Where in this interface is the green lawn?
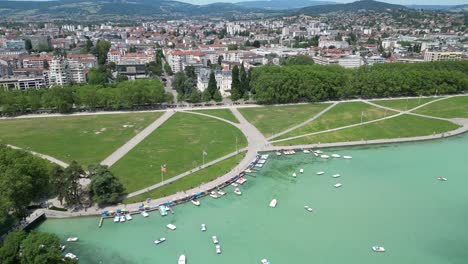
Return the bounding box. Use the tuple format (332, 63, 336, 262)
(277, 115, 459, 146)
(413, 96, 468, 118)
(238, 103, 331, 138)
(274, 102, 396, 140)
(0, 112, 162, 165)
(122, 152, 245, 204)
(111, 112, 247, 193)
(371, 97, 438, 111)
(189, 109, 239, 123)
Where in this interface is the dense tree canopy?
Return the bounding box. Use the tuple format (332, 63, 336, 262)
(251, 61, 468, 104)
(280, 55, 315, 66)
(88, 164, 124, 205)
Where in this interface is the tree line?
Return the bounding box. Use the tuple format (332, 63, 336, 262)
(250, 61, 468, 104)
(173, 66, 222, 103)
(0, 79, 173, 115)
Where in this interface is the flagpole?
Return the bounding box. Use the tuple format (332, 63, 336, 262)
(202, 151, 205, 166)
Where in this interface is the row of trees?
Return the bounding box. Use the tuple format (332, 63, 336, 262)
(173, 66, 222, 103)
(0, 231, 78, 264)
(230, 64, 251, 101)
(0, 79, 173, 115)
(250, 61, 468, 104)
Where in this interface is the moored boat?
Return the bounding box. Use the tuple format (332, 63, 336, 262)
(191, 199, 201, 206)
(320, 154, 330, 159)
(119, 215, 126, 222)
(236, 177, 247, 185)
(299, 168, 304, 173)
(343, 155, 352, 159)
(216, 244, 221, 254)
(212, 235, 219, 244)
(66, 237, 78, 242)
(167, 224, 177, 230)
(437, 177, 447, 181)
(372, 246, 385, 252)
(159, 205, 168, 216)
(303, 149, 310, 154)
(64, 253, 78, 260)
(125, 213, 132, 221)
(217, 190, 226, 196)
(178, 254, 186, 264)
(331, 154, 341, 158)
(113, 216, 119, 223)
(201, 224, 206, 231)
(210, 191, 219, 199)
(292, 173, 297, 177)
(261, 258, 270, 264)
(141, 211, 149, 217)
(332, 174, 341, 178)
(234, 188, 242, 195)
(316, 171, 325, 175)
(269, 199, 277, 208)
(154, 237, 166, 245)
(304, 205, 313, 212)
(334, 183, 343, 188)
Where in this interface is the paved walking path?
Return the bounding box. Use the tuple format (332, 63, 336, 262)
(101, 111, 175, 167)
(267, 102, 338, 140)
(6, 144, 69, 168)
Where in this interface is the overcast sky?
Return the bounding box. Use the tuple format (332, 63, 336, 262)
(179, 0, 468, 5)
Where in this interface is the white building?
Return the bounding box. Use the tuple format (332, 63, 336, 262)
(48, 58, 69, 87)
(424, 51, 463, 62)
(197, 67, 232, 97)
(68, 59, 86, 84)
(338, 56, 363, 68)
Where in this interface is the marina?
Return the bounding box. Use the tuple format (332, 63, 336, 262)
(36, 134, 468, 264)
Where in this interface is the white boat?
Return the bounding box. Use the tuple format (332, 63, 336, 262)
(236, 177, 247, 185)
(275, 151, 282, 156)
(210, 191, 219, 199)
(234, 188, 242, 195)
(334, 183, 343, 188)
(299, 168, 304, 173)
(269, 199, 277, 208)
(372, 246, 385, 252)
(314, 150, 323, 154)
(159, 205, 168, 216)
(167, 224, 177, 230)
(178, 254, 186, 264)
(437, 177, 448, 181)
(217, 190, 226, 196)
(64, 253, 78, 260)
(113, 216, 119, 223)
(154, 237, 166, 245)
(66, 237, 78, 242)
(231, 183, 239, 187)
(331, 154, 341, 158)
(313, 152, 319, 157)
(320, 155, 330, 159)
(216, 244, 221, 254)
(119, 215, 126, 222)
(212, 235, 219, 244)
(201, 224, 207, 232)
(316, 171, 325, 175)
(141, 211, 149, 217)
(292, 173, 297, 177)
(125, 213, 132, 221)
(343, 155, 352, 159)
(332, 174, 341, 178)
(60, 245, 66, 251)
(303, 149, 310, 153)
(261, 258, 270, 264)
(304, 206, 313, 212)
(191, 199, 201, 206)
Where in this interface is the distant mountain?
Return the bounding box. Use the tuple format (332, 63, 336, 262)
(298, 0, 407, 15)
(406, 5, 457, 10)
(447, 4, 468, 12)
(235, 0, 336, 10)
(0, 0, 269, 20)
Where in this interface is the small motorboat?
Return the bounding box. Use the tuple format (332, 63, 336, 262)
(437, 177, 447, 181)
(303, 149, 310, 154)
(331, 154, 341, 158)
(154, 237, 166, 245)
(201, 224, 207, 232)
(261, 258, 270, 264)
(320, 154, 330, 159)
(216, 244, 221, 254)
(334, 183, 343, 188)
(313, 152, 319, 157)
(217, 190, 226, 196)
(316, 171, 325, 175)
(231, 182, 239, 187)
(343, 155, 352, 159)
(178, 254, 186, 264)
(269, 199, 277, 208)
(304, 206, 313, 212)
(113, 216, 119, 223)
(332, 174, 341, 178)
(141, 211, 149, 217)
(66, 237, 78, 242)
(292, 173, 297, 177)
(64, 253, 78, 260)
(159, 205, 168, 216)
(125, 213, 132, 221)
(166, 224, 177, 230)
(210, 191, 219, 199)
(315, 150, 323, 154)
(236, 177, 247, 185)
(60, 245, 66, 251)
(372, 246, 385, 252)
(299, 168, 304, 173)
(234, 188, 242, 195)
(275, 151, 282, 156)
(191, 199, 201, 206)
(119, 215, 126, 222)
(212, 235, 219, 244)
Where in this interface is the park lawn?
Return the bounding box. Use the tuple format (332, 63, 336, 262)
(276, 114, 459, 146)
(371, 97, 438, 111)
(238, 103, 331, 138)
(190, 109, 239, 123)
(111, 112, 247, 193)
(414, 96, 468, 118)
(274, 102, 396, 140)
(122, 152, 245, 203)
(0, 112, 162, 165)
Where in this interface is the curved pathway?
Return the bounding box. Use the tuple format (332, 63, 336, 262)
(6, 144, 69, 168)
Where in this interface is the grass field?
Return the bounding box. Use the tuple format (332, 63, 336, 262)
(414, 96, 468, 118)
(274, 102, 396, 140)
(277, 115, 460, 146)
(372, 97, 438, 111)
(111, 112, 247, 193)
(189, 109, 239, 123)
(238, 103, 331, 138)
(0, 113, 162, 165)
(123, 152, 245, 203)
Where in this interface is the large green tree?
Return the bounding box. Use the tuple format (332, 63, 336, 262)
(0, 231, 26, 264)
(230, 65, 241, 101)
(207, 71, 218, 99)
(88, 164, 124, 205)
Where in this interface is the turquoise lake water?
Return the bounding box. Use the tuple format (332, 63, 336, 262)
(37, 134, 468, 264)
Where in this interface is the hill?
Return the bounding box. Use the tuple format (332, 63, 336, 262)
(236, 0, 336, 10)
(447, 4, 468, 12)
(298, 0, 407, 15)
